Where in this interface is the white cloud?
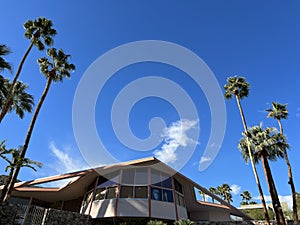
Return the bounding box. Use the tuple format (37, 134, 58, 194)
(230, 184, 241, 195)
(154, 119, 198, 164)
(49, 142, 88, 174)
(253, 195, 293, 210)
(200, 156, 211, 164)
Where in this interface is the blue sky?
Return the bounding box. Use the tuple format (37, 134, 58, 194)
(1, 1, 300, 208)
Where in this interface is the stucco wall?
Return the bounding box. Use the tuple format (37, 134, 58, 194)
(90, 199, 116, 218)
(117, 199, 148, 217)
(151, 200, 176, 220)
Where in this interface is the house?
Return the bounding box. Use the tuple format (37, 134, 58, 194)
(4, 157, 252, 224)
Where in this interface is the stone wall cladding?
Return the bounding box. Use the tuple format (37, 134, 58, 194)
(39, 208, 91, 225)
(0, 202, 18, 225)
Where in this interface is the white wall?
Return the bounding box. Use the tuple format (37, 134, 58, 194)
(151, 201, 176, 220)
(117, 199, 148, 217)
(177, 205, 188, 219)
(89, 199, 116, 218)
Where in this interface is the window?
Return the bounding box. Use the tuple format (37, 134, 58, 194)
(122, 169, 135, 185)
(163, 189, 174, 202)
(175, 193, 185, 207)
(151, 187, 162, 201)
(120, 186, 148, 198)
(94, 188, 106, 200)
(174, 178, 183, 194)
(106, 187, 117, 199)
(135, 186, 148, 198)
(120, 186, 133, 198)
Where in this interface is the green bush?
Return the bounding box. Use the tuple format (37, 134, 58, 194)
(174, 219, 195, 225)
(147, 220, 167, 225)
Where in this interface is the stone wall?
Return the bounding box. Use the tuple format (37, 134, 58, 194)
(0, 202, 91, 225)
(0, 202, 22, 225)
(42, 208, 91, 225)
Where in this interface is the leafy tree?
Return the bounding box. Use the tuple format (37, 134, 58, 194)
(239, 125, 287, 225)
(266, 102, 298, 224)
(0, 17, 56, 123)
(240, 190, 253, 205)
(4, 48, 75, 202)
(242, 208, 275, 220)
(224, 76, 270, 224)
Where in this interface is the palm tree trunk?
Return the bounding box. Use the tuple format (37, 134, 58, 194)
(278, 120, 298, 224)
(3, 78, 53, 202)
(235, 95, 271, 224)
(261, 153, 286, 225)
(0, 41, 34, 123)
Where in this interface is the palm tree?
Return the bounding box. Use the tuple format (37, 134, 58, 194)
(239, 125, 287, 225)
(0, 140, 42, 201)
(240, 190, 252, 205)
(198, 190, 206, 202)
(0, 44, 12, 73)
(4, 48, 75, 202)
(266, 102, 298, 224)
(217, 184, 233, 203)
(0, 17, 56, 122)
(224, 76, 270, 224)
(174, 219, 195, 225)
(209, 187, 218, 203)
(0, 79, 34, 120)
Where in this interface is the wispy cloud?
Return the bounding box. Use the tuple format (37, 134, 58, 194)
(230, 184, 241, 195)
(254, 195, 292, 209)
(49, 141, 88, 174)
(154, 119, 198, 164)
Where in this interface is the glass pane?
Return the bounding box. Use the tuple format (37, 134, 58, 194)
(94, 188, 106, 200)
(151, 169, 161, 187)
(135, 186, 148, 198)
(122, 169, 135, 185)
(135, 167, 148, 185)
(161, 177, 172, 189)
(151, 187, 162, 201)
(120, 186, 134, 198)
(106, 187, 117, 199)
(162, 189, 174, 202)
(174, 179, 183, 194)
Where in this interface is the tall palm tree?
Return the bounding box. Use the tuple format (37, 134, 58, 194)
(217, 184, 233, 203)
(0, 140, 42, 201)
(0, 18, 56, 122)
(0, 44, 12, 73)
(198, 190, 206, 202)
(0, 79, 34, 119)
(209, 187, 218, 203)
(240, 190, 252, 205)
(266, 102, 298, 224)
(224, 76, 270, 224)
(239, 125, 287, 225)
(4, 48, 75, 202)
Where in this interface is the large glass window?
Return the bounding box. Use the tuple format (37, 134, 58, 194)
(120, 186, 134, 198)
(120, 186, 148, 199)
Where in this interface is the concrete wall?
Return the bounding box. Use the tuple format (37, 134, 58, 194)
(177, 205, 188, 219)
(151, 200, 176, 220)
(90, 199, 116, 218)
(117, 199, 148, 217)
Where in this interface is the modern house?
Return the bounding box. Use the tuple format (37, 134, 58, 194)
(4, 157, 252, 224)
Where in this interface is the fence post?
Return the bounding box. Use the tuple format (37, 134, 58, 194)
(21, 197, 32, 225)
(41, 208, 49, 225)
